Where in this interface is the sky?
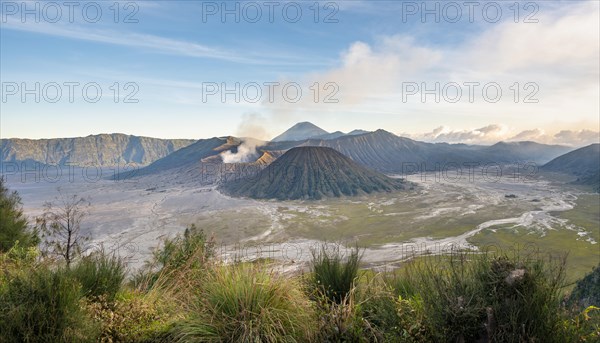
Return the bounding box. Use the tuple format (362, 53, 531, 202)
(1, 0, 599, 146)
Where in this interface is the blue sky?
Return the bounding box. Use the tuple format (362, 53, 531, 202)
(1, 0, 599, 146)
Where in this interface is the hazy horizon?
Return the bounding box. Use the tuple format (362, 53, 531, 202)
(1, 121, 598, 149)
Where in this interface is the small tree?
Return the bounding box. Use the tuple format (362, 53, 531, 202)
(37, 189, 91, 267)
(0, 177, 38, 252)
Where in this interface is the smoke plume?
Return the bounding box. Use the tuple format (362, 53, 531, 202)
(220, 113, 269, 163)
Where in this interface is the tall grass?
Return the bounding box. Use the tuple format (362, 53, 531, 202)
(0, 266, 98, 343)
(132, 225, 214, 291)
(314, 286, 377, 342)
(173, 263, 315, 342)
(2, 229, 597, 342)
(70, 250, 126, 302)
(384, 252, 570, 343)
(358, 277, 404, 341)
(84, 288, 178, 343)
(478, 255, 566, 342)
(310, 244, 362, 304)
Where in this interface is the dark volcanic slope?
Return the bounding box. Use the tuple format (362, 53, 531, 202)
(542, 143, 600, 190)
(130, 137, 232, 177)
(220, 146, 407, 200)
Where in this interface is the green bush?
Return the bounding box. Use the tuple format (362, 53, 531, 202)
(394, 294, 433, 342)
(314, 287, 375, 342)
(353, 273, 432, 342)
(477, 255, 566, 342)
(174, 263, 315, 342)
(70, 251, 126, 302)
(360, 289, 399, 335)
(133, 225, 214, 290)
(569, 264, 600, 309)
(561, 305, 600, 342)
(0, 177, 39, 252)
(351, 280, 432, 343)
(310, 244, 362, 304)
(386, 253, 570, 343)
(0, 265, 97, 343)
(85, 289, 176, 343)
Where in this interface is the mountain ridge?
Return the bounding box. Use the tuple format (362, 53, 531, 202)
(119, 127, 574, 180)
(1, 134, 196, 167)
(270, 122, 373, 142)
(2, 124, 576, 178)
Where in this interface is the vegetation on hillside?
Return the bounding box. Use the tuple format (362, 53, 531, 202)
(2, 232, 599, 342)
(0, 183, 598, 342)
(569, 264, 600, 309)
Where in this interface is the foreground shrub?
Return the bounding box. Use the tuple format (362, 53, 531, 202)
(314, 287, 375, 342)
(85, 289, 177, 343)
(360, 286, 399, 338)
(0, 177, 39, 252)
(478, 255, 566, 342)
(390, 253, 570, 343)
(133, 225, 214, 290)
(394, 294, 433, 342)
(174, 263, 315, 343)
(569, 264, 600, 309)
(561, 305, 600, 342)
(0, 242, 40, 279)
(0, 265, 97, 343)
(356, 276, 432, 342)
(71, 251, 126, 302)
(311, 244, 362, 304)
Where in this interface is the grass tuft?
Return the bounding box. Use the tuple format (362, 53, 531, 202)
(174, 263, 315, 343)
(0, 265, 98, 343)
(310, 244, 363, 304)
(70, 250, 126, 302)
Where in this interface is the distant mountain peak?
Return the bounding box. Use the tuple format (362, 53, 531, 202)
(271, 122, 329, 142)
(348, 129, 370, 136)
(293, 121, 322, 129)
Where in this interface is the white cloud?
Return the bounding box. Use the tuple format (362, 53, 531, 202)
(262, 1, 599, 146)
(1, 17, 318, 66)
(506, 128, 599, 147)
(508, 129, 546, 142)
(408, 125, 599, 147)
(409, 124, 508, 144)
(463, 2, 599, 76)
(552, 130, 600, 147)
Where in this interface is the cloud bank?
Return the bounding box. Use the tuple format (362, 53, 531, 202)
(407, 125, 599, 147)
(261, 1, 599, 146)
